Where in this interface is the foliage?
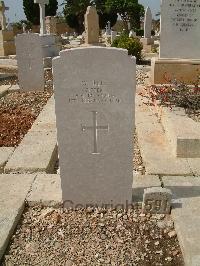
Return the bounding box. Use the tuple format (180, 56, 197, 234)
(95, 0, 117, 29)
(63, 0, 117, 33)
(12, 22, 23, 30)
(111, 33, 143, 61)
(150, 78, 200, 120)
(63, 0, 90, 33)
(105, 0, 144, 32)
(23, 0, 58, 25)
(12, 20, 33, 30)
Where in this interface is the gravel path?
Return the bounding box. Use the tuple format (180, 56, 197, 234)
(2, 206, 184, 266)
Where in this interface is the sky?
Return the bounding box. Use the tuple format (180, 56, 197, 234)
(6, 0, 161, 23)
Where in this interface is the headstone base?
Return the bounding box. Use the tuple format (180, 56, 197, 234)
(0, 30, 16, 56)
(151, 58, 200, 85)
(142, 44, 153, 53)
(141, 37, 154, 45)
(81, 43, 106, 47)
(40, 34, 60, 57)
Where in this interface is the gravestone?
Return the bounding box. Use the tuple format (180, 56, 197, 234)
(111, 30, 117, 43)
(129, 30, 136, 38)
(142, 187, 172, 214)
(15, 33, 44, 91)
(34, 0, 60, 59)
(84, 6, 99, 45)
(160, 0, 200, 59)
(107, 21, 111, 35)
(53, 47, 135, 207)
(141, 7, 153, 45)
(144, 7, 152, 39)
(151, 0, 200, 84)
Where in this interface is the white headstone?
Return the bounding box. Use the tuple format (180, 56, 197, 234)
(15, 33, 44, 91)
(6, 23, 13, 31)
(22, 23, 26, 33)
(53, 47, 135, 208)
(107, 21, 111, 35)
(160, 0, 200, 59)
(34, 0, 49, 35)
(144, 7, 152, 38)
(111, 30, 117, 43)
(129, 30, 136, 38)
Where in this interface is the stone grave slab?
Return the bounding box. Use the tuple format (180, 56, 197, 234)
(15, 33, 44, 91)
(53, 47, 135, 207)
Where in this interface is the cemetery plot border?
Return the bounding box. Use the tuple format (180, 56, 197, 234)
(3, 96, 58, 174)
(148, 85, 200, 158)
(0, 69, 53, 147)
(0, 89, 52, 147)
(1, 202, 184, 266)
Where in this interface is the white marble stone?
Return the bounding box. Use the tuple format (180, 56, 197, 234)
(53, 47, 135, 207)
(34, 0, 49, 35)
(15, 33, 44, 91)
(160, 0, 200, 59)
(129, 30, 136, 38)
(144, 6, 152, 38)
(111, 31, 117, 43)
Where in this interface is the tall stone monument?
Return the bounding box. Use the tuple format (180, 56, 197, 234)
(0, 1, 15, 56)
(53, 47, 135, 207)
(84, 6, 99, 45)
(140, 7, 154, 53)
(141, 7, 153, 45)
(34, 0, 49, 35)
(34, 0, 59, 59)
(151, 0, 200, 84)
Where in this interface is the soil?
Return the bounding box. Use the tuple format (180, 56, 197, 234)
(2, 206, 184, 266)
(0, 69, 53, 147)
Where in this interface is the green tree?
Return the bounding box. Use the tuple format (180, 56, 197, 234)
(63, 0, 91, 33)
(23, 0, 58, 25)
(63, 0, 117, 33)
(105, 0, 144, 31)
(95, 0, 117, 29)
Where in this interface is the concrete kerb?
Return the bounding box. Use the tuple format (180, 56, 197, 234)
(135, 95, 193, 176)
(0, 147, 15, 173)
(4, 96, 58, 174)
(0, 174, 37, 262)
(162, 176, 200, 266)
(0, 84, 11, 98)
(161, 107, 200, 158)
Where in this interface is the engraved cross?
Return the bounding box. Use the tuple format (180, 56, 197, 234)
(82, 111, 109, 154)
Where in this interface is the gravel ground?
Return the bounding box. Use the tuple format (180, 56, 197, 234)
(2, 206, 184, 266)
(0, 68, 18, 86)
(0, 69, 53, 147)
(133, 133, 145, 175)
